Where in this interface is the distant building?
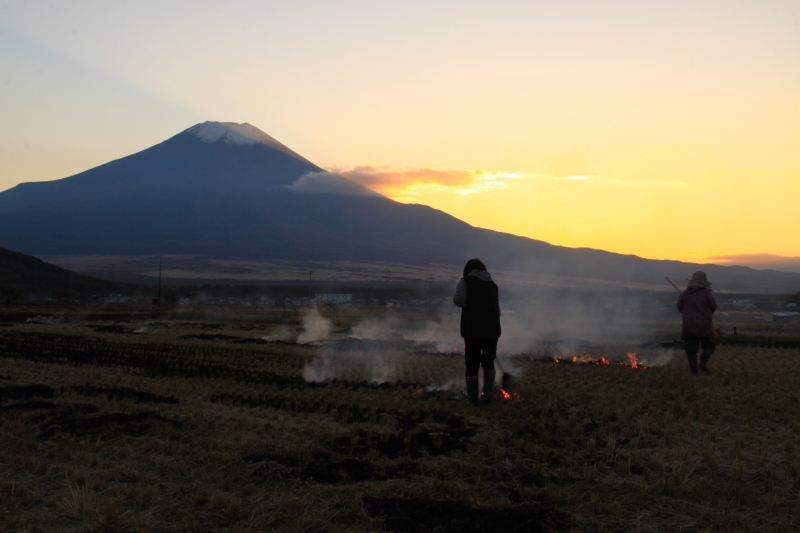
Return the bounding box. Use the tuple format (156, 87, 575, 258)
(763, 312, 795, 323)
(316, 294, 352, 304)
(729, 299, 755, 309)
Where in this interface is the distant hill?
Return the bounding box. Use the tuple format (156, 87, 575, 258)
(0, 247, 135, 301)
(1, 120, 798, 294)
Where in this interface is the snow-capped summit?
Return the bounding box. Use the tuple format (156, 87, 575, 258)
(184, 121, 312, 163)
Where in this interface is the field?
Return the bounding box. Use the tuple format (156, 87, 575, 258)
(41, 254, 671, 291)
(1, 306, 799, 532)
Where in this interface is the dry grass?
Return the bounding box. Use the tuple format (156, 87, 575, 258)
(1, 317, 799, 532)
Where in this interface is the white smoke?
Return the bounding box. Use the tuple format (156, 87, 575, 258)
(302, 348, 397, 384)
(297, 306, 332, 344)
(302, 350, 336, 382)
(635, 348, 676, 367)
(350, 317, 403, 340)
(262, 326, 291, 342)
(401, 319, 463, 353)
(297, 284, 681, 386)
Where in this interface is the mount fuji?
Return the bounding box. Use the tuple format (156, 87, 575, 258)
(1, 121, 798, 293)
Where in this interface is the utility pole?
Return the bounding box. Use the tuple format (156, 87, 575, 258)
(157, 262, 162, 306)
(429, 275, 433, 314)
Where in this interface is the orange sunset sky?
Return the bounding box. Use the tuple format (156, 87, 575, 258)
(1, 1, 798, 271)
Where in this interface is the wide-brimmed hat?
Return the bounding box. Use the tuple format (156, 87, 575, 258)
(687, 271, 712, 290)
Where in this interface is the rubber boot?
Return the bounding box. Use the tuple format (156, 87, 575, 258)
(481, 369, 496, 404)
(699, 351, 712, 374)
(465, 376, 479, 406)
(686, 352, 698, 375)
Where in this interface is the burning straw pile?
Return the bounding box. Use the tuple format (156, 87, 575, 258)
(552, 351, 648, 369)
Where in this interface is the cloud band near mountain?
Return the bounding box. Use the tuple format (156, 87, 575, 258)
(328, 166, 523, 196)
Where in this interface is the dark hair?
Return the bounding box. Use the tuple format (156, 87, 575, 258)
(463, 258, 487, 278)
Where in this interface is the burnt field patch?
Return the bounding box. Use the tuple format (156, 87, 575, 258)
(0, 384, 54, 402)
(2, 322, 800, 532)
(0, 329, 311, 383)
(66, 385, 179, 404)
(244, 450, 419, 484)
(363, 497, 566, 533)
(37, 411, 183, 440)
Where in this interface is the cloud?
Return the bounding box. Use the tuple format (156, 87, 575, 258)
(329, 166, 523, 196)
(285, 172, 380, 196)
(557, 175, 591, 180)
(704, 253, 800, 274)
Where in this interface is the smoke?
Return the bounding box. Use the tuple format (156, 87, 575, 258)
(635, 348, 676, 367)
(350, 315, 463, 353)
(25, 313, 87, 324)
(302, 347, 398, 384)
(302, 350, 336, 382)
(297, 306, 332, 344)
(297, 278, 683, 386)
(300, 310, 456, 385)
(26, 315, 63, 324)
(262, 326, 291, 342)
(401, 318, 463, 353)
(350, 317, 403, 340)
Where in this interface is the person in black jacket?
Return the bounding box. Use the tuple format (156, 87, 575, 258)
(677, 271, 717, 374)
(453, 258, 501, 405)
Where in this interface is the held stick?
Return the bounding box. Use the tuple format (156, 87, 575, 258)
(665, 276, 682, 294)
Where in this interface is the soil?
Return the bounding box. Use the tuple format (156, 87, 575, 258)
(0, 384, 54, 402)
(67, 385, 179, 404)
(180, 333, 241, 340)
(244, 452, 420, 484)
(363, 497, 565, 533)
(37, 411, 182, 440)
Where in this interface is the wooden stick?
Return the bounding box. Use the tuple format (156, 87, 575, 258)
(665, 276, 682, 294)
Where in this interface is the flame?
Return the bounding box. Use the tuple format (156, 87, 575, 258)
(626, 352, 646, 369)
(414, 389, 424, 394)
(552, 352, 648, 369)
(498, 388, 524, 401)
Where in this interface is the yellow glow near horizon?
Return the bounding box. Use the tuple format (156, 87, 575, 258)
(1, 1, 798, 267)
(375, 161, 800, 263)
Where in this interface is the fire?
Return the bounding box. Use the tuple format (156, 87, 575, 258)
(414, 389, 424, 394)
(552, 352, 647, 369)
(626, 352, 646, 369)
(498, 388, 523, 401)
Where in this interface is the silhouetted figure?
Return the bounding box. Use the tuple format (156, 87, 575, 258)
(677, 271, 717, 375)
(453, 259, 501, 404)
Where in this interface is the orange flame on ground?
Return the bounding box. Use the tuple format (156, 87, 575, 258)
(498, 388, 524, 401)
(552, 352, 648, 369)
(626, 352, 646, 369)
(414, 389, 424, 394)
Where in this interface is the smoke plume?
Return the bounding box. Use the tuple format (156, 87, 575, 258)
(297, 306, 332, 344)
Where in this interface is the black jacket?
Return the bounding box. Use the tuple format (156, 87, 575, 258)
(453, 270, 501, 339)
(677, 286, 717, 338)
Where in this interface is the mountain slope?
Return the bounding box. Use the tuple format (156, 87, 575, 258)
(0, 247, 133, 298)
(1, 121, 798, 293)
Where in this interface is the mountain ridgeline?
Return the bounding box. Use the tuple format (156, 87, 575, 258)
(0, 121, 798, 293)
(0, 247, 133, 300)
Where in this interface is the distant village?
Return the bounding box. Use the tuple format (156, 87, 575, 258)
(81, 289, 800, 324)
